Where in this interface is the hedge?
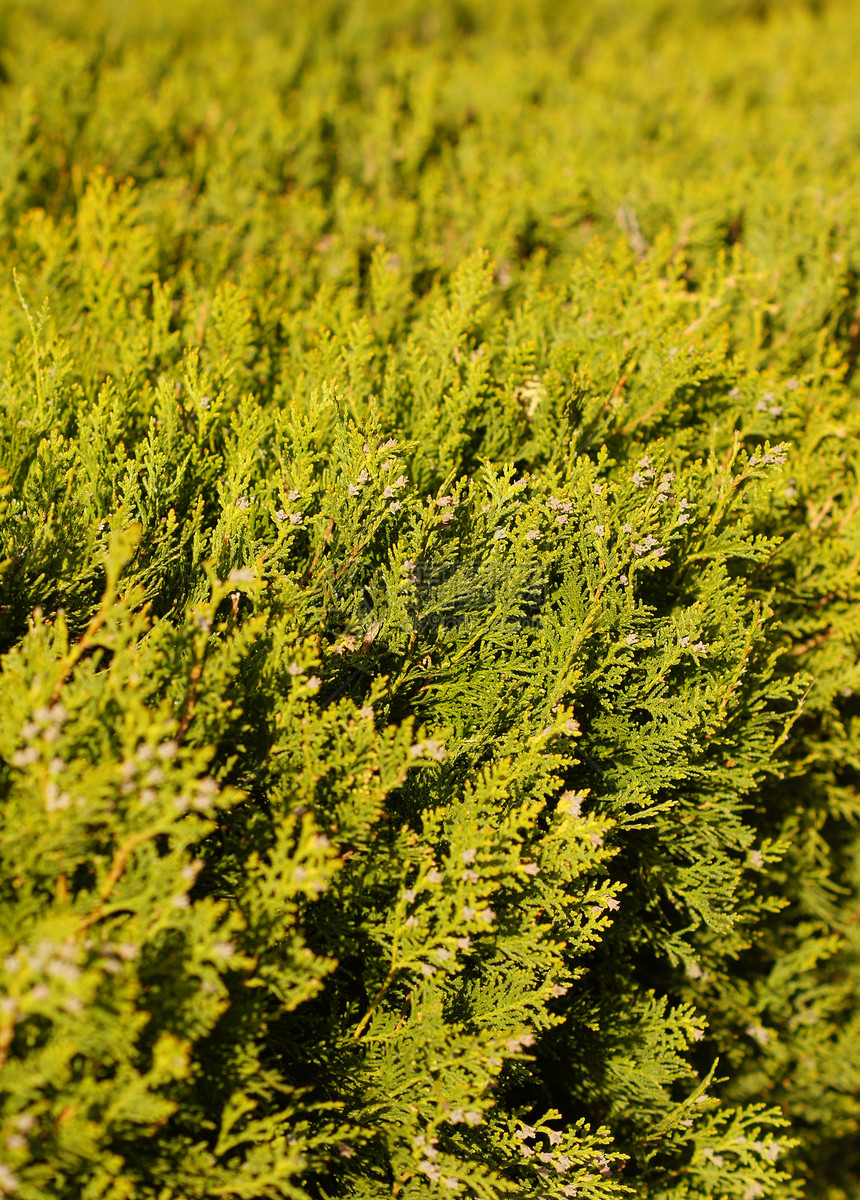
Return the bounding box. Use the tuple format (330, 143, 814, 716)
(1, 2, 859, 1198)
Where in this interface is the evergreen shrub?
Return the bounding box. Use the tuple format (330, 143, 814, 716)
(1, 1, 859, 1198)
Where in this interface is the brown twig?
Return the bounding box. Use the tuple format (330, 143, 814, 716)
(99, 832, 152, 903)
(177, 661, 203, 738)
(610, 373, 627, 401)
(50, 606, 108, 703)
(0, 1023, 13, 1076)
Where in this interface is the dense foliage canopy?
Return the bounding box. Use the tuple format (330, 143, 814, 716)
(1, 2, 859, 1198)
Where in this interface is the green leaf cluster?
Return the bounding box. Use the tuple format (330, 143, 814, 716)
(1, 2, 859, 1198)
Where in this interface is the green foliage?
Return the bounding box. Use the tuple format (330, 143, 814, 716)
(1, 1, 859, 1198)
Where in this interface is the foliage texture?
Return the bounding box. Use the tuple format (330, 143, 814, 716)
(1, 1, 859, 1198)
